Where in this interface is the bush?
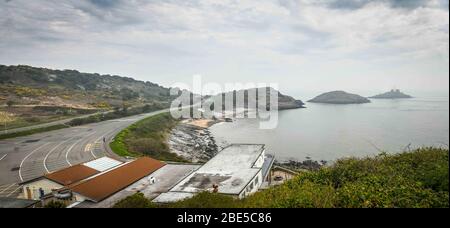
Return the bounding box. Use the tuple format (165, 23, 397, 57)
(114, 193, 157, 208)
(25, 117, 41, 123)
(6, 100, 15, 107)
(110, 112, 186, 162)
(44, 201, 66, 208)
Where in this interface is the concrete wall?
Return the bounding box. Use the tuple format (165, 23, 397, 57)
(252, 150, 265, 169)
(237, 150, 268, 199)
(73, 193, 88, 202)
(239, 170, 263, 199)
(21, 179, 63, 200)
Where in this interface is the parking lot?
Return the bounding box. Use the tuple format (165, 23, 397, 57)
(0, 183, 21, 198)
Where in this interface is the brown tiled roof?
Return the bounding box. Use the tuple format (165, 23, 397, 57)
(45, 165, 100, 186)
(70, 157, 165, 202)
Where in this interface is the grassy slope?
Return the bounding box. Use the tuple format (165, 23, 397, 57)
(0, 124, 69, 140)
(0, 106, 96, 130)
(114, 148, 449, 208)
(110, 112, 187, 162)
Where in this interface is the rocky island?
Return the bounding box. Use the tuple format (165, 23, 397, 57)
(308, 91, 371, 104)
(207, 87, 306, 111)
(370, 89, 413, 99)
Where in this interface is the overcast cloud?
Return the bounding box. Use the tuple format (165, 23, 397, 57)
(0, 0, 448, 97)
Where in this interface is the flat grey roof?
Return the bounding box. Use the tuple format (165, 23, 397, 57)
(0, 198, 38, 208)
(170, 144, 265, 195)
(153, 192, 195, 204)
(262, 154, 275, 180)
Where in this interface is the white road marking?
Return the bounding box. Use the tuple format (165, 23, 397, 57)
(6, 186, 21, 197)
(90, 144, 98, 159)
(0, 183, 16, 194)
(84, 144, 92, 152)
(19, 142, 51, 182)
(0, 154, 7, 161)
(0, 184, 9, 189)
(90, 130, 114, 159)
(66, 132, 96, 166)
(43, 137, 78, 173)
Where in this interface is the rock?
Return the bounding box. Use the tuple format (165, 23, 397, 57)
(275, 159, 328, 171)
(308, 91, 370, 104)
(168, 123, 219, 163)
(275, 159, 325, 171)
(370, 89, 413, 99)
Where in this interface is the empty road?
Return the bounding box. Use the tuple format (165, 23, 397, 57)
(0, 109, 169, 197)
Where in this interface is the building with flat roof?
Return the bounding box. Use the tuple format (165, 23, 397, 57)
(154, 144, 275, 203)
(20, 156, 166, 208)
(68, 157, 165, 203)
(21, 157, 123, 200)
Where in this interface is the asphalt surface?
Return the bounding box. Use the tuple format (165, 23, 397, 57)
(0, 109, 169, 197)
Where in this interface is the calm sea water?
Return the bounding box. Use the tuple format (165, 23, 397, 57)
(210, 95, 449, 162)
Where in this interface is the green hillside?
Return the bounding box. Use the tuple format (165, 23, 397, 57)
(0, 65, 174, 109)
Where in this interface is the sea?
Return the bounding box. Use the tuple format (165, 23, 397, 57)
(210, 93, 449, 162)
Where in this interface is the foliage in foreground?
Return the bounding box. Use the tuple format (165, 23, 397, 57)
(114, 148, 449, 208)
(110, 112, 186, 162)
(44, 201, 67, 209)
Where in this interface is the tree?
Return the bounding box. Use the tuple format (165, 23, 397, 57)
(6, 100, 15, 108)
(44, 201, 66, 208)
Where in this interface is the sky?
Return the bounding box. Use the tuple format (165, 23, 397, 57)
(0, 0, 449, 98)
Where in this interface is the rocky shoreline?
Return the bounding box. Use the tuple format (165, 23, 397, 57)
(274, 159, 328, 172)
(168, 120, 221, 163)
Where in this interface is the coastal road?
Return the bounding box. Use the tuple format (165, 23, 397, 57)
(0, 103, 159, 136)
(0, 109, 170, 196)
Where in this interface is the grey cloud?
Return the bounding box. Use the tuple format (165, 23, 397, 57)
(88, 0, 121, 8)
(322, 0, 449, 10)
(69, 0, 143, 26)
(0, 0, 448, 94)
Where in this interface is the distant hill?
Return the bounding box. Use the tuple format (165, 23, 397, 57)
(309, 91, 370, 104)
(370, 90, 413, 99)
(0, 65, 174, 109)
(0, 65, 305, 112)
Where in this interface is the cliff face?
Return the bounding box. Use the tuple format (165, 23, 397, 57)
(370, 90, 413, 99)
(308, 91, 370, 104)
(277, 89, 306, 110)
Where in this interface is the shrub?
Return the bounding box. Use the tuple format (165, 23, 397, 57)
(44, 201, 66, 208)
(110, 112, 186, 162)
(114, 193, 157, 208)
